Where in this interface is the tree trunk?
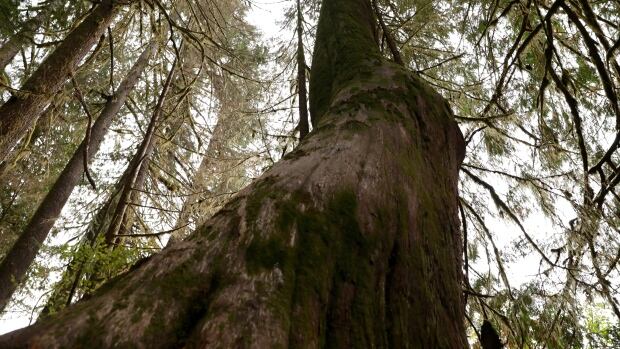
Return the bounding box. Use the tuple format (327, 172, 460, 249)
(0, 0, 467, 347)
(71, 60, 178, 297)
(170, 72, 249, 242)
(169, 119, 225, 242)
(55, 60, 178, 303)
(103, 57, 177, 245)
(0, 0, 127, 164)
(0, 41, 155, 312)
(40, 138, 154, 317)
(296, 0, 309, 139)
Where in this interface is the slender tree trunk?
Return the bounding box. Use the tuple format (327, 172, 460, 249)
(0, 42, 155, 312)
(296, 0, 309, 139)
(103, 58, 177, 245)
(0, 0, 128, 164)
(64, 61, 177, 299)
(170, 72, 245, 242)
(371, 0, 403, 65)
(170, 124, 222, 240)
(0, 11, 45, 72)
(40, 134, 155, 317)
(0, 0, 467, 347)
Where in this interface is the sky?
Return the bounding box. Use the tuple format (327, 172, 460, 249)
(246, 0, 288, 37)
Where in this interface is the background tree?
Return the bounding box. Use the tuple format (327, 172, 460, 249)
(0, 0, 266, 321)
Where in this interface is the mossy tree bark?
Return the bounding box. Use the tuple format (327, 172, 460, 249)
(0, 0, 467, 347)
(0, 0, 129, 164)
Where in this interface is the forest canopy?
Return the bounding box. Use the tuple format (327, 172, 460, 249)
(0, 0, 618, 347)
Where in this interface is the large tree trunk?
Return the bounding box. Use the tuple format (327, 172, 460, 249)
(0, 0, 467, 347)
(0, 42, 155, 312)
(0, 0, 127, 163)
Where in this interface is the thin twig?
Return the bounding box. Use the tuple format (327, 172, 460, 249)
(71, 76, 97, 190)
(107, 26, 114, 90)
(114, 223, 191, 238)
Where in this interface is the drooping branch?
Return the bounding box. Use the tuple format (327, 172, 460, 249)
(70, 76, 98, 190)
(537, 13, 592, 204)
(463, 168, 557, 267)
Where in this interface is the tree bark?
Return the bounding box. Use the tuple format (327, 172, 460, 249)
(0, 0, 127, 164)
(296, 0, 309, 139)
(0, 41, 155, 312)
(0, 0, 467, 347)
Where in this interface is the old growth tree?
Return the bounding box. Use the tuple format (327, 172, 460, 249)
(0, 0, 468, 346)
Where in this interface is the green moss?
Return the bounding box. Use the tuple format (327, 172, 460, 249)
(246, 189, 379, 348)
(130, 307, 142, 323)
(74, 311, 107, 348)
(140, 256, 227, 348)
(173, 268, 225, 347)
(309, 0, 382, 122)
(245, 176, 278, 230)
(340, 119, 370, 132)
(89, 266, 131, 298)
(240, 184, 380, 344)
(243, 181, 297, 274)
(245, 234, 292, 273)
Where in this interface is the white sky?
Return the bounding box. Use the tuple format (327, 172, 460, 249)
(246, 0, 288, 37)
